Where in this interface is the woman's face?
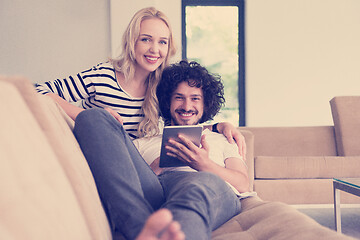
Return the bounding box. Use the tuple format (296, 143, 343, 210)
(134, 18, 170, 75)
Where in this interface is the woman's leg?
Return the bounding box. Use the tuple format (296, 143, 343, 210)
(73, 108, 164, 239)
(159, 171, 241, 240)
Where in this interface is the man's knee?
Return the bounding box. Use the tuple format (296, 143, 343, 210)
(74, 108, 123, 138)
(75, 108, 119, 129)
(76, 108, 108, 123)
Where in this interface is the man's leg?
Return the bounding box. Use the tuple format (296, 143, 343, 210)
(159, 171, 241, 240)
(73, 108, 164, 239)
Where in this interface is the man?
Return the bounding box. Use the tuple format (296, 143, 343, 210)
(73, 60, 250, 240)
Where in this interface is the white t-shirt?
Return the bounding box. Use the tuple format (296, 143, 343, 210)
(133, 129, 242, 167)
(133, 129, 247, 195)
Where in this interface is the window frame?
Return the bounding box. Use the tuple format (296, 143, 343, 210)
(181, 0, 246, 126)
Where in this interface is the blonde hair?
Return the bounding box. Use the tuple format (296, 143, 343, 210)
(111, 7, 176, 137)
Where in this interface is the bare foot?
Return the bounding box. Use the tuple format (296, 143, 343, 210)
(136, 209, 185, 240)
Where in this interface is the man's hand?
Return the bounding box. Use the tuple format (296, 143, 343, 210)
(104, 107, 123, 124)
(166, 134, 212, 171)
(149, 157, 163, 175)
(216, 122, 246, 159)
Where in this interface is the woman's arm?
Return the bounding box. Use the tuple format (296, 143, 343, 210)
(48, 93, 123, 124)
(204, 122, 247, 159)
(36, 64, 123, 123)
(46, 93, 84, 120)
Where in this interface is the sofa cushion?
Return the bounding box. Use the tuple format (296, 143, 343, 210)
(243, 126, 337, 156)
(255, 156, 360, 179)
(0, 81, 92, 239)
(212, 196, 354, 239)
(254, 179, 360, 204)
(0, 76, 111, 239)
(330, 96, 360, 156)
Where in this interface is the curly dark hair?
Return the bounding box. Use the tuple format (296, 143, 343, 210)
(156, 60, 225, 125)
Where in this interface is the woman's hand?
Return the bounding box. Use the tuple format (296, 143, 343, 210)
(216, 122, 246, 159)
(104, 107, 123, 124)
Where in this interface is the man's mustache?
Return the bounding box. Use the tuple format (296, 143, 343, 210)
(175, 109, 198, 115)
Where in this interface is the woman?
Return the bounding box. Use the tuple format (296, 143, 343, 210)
(36, 7, 175, 139)
(35, 7, 246, 156)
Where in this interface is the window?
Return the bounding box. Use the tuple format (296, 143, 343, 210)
(182, 0, 245, 126)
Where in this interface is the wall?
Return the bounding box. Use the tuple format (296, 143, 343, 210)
(246, 0, 360, 126)
(110, 0, 181, 61)
(0, 0, 110, 83)
(111, 0, 360, 127)
(1, 0, 359, 127)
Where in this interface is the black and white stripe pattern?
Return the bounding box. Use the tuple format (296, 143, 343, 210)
(35, 62, 144, 139)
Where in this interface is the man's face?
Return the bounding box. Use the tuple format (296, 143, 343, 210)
(170, 81, 204, 126)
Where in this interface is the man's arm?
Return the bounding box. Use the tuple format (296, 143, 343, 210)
(222, 157, 250, 193)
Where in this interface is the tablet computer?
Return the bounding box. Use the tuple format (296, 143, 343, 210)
(159, 125, 203, 167)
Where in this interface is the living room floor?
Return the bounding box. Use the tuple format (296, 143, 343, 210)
(293, 204, 360, 239)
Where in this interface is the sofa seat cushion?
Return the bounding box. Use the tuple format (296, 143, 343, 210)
(254, 179, 360, 204)
(255, 156, 360, 179)
(212, 197, 354, 239)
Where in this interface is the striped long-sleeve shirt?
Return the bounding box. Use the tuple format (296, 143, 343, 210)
(35, 62, 144, 139)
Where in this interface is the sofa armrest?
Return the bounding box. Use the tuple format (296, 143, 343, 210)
(330, 96, 360, 156)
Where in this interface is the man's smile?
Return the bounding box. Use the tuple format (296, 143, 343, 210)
(175, 109, 198, 118)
